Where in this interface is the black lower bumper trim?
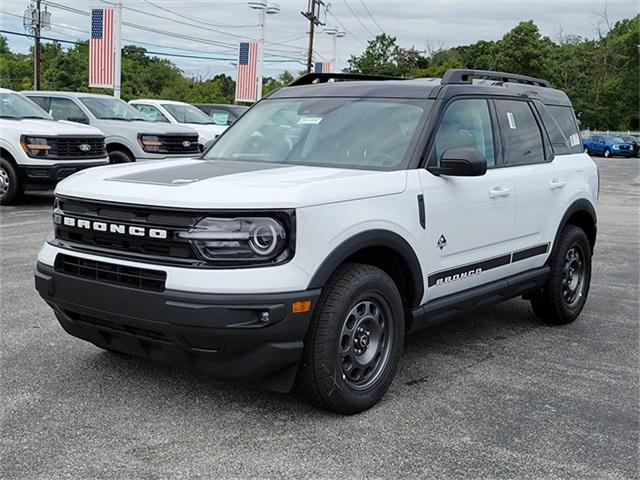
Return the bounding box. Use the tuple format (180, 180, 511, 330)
(19, 162, 107, 190)
(35, 261, 320, 391)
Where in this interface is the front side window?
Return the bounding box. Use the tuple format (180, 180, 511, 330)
(49, 97, 88, 123)
(433, 99, 495, 167)
(0, 92, 50, 120)
(162, 103, 213, 125)
(495, 100, 545, 166)
(204, 97, 429, 170)
(80, 97, 147, 121)
(133, 104, 170, 123)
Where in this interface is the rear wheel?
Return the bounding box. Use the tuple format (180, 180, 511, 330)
(108, 150, 133, 164)
(297, 263, 404, 414)
(0, 158, 21, 205)
(530, 225, 592, 324)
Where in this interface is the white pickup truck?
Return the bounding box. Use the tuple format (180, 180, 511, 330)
(0, 88, 108, 204)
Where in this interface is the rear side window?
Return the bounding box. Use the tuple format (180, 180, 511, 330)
(547, 105, 583, 154)
(495, 100, 545, 166)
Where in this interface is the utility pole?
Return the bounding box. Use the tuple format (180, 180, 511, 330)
(34, 0, 41, 90)
(301, 0, 325, 73)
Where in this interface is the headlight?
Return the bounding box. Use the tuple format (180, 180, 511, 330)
(138, 134, 163, 153)
(178, 217, 291, 265)
(21, 136, 51, 158)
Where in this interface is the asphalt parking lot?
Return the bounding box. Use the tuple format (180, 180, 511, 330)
(1, 157, 638, 479)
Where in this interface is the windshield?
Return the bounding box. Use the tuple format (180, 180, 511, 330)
(80, 97, 147, 121)
(610, 136, 625, 143)
(204, 98, 429, 170)
(162, 103, 213, 124)
(0, 92, 51, 119)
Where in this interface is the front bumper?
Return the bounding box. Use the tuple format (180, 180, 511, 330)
(35, 261, 320, 392)
(18, 160, 108, 191)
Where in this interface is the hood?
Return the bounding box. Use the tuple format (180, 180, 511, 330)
(185, 123, 227, 143)
(55, 159, 407, 209)
(4, 118, 104, 136)
(94, 119, 198, 137)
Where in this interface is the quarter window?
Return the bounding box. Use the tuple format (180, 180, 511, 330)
(433, 99, 495, 167)
(495, 100, 545, 166)
(547, 105, 583, 154)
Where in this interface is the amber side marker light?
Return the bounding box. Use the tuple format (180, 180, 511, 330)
(292, 300, 312, 314)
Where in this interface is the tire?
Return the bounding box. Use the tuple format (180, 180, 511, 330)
(0, 158, 22, 205)
(530, 225, 592, 325)
(297, 263, 405, 414)
(584, 147, 590, 154)
(603, 148, 610, 158)
(108, 150, 133, 164)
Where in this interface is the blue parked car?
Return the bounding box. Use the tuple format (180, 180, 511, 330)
(583, 134, 634, 158)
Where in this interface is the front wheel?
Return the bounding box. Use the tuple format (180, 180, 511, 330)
(297, 263, 405, 414)
(530, 225, 592, 324)
(0, 158, 22, 205)
(603, 148, 611, 158)
(108, 150, 133, 164)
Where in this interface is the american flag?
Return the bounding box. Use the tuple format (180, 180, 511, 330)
(314, 61, 333, 74)
(89, 8, 114, 88)
(235, 42, 258, 103)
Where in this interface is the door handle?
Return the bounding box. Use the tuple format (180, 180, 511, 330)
(489, 186, 511, 198)
(549, 179, 567, 190)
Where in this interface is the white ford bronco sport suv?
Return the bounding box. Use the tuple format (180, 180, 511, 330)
(22, 91, 200, 164)
(0, 89, 108, 205)
(35, 70, 598, 414)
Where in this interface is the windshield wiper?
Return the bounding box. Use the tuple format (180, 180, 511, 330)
(21, 115, 49, 120)
(0, 115, 20, 119)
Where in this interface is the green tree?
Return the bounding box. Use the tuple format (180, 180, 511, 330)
(346, 34, 424, 76)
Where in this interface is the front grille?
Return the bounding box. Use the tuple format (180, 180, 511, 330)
(158, 134, 199, 155)
(48, 136, 107, 159)
(55, 254, 167, 292)
(53, 197, 200, 265)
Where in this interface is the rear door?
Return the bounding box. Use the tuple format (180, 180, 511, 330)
(418, 97, 520, 301)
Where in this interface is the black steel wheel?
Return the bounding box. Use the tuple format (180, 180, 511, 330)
(531, 225, 592, 324)
(297, 263, 404, 414)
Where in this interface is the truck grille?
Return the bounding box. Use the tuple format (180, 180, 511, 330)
(55, 254, 167, 292)
(48, 136, 107, 159)
(158, 134, 200, 155)
(52, 197, 202, 266)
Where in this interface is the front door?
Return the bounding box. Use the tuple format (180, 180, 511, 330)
(418, 98, 519, 301)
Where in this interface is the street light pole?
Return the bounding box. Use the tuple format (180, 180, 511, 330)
(324, 27, 345, 70)
(34, 0, 41, 90)
(249, 1, 279, 101)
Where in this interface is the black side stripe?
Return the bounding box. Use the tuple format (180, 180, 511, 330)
(428, 243, 550, 288)
(511, 243, 549, 262)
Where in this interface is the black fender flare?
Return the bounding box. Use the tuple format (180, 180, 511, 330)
(306, 229, 424, 306)
(550, 198, 597, 259)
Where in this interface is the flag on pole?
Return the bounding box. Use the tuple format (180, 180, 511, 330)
(235, 42, 258, 103)
(314, 61, 333, 74)
(89, 8, 115, 88)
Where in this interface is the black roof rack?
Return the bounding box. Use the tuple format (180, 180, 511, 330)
(441, 69, 552, 88)
(288, 72, 401, 87)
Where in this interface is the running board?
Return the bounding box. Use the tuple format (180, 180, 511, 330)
(409, 267, 550, 334)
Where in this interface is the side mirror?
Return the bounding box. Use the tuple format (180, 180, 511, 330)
(429, 148, 487, 177)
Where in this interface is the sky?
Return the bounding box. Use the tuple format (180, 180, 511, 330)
(1, 0, 637, 80)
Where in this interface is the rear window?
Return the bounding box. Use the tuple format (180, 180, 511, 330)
(546, 105, 583, 154)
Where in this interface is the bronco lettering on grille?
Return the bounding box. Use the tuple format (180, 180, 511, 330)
(57, 215, 168, 239)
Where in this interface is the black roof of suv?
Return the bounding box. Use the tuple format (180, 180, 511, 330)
(270, 69, 571, 107)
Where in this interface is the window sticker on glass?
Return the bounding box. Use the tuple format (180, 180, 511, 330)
(506, 112, 517, 129)
(569, 133, 580, 147)
(212, 112, 229, 125)
(298, 116, 323, 125)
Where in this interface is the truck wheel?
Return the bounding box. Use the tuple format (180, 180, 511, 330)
(603, 148, 611, 158)
(108, 150, 133, 164)
(530, 225, 592, 325)
(297, 263, 404, 414)
(0, 158, 22, 205)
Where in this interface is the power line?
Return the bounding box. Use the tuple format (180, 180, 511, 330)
(359, 0, 384, 34)
(340, 0, 375, 37)
(327, 9, 365, 45)
(139, 0, 257, 29)
(0, 29, 305, 64)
